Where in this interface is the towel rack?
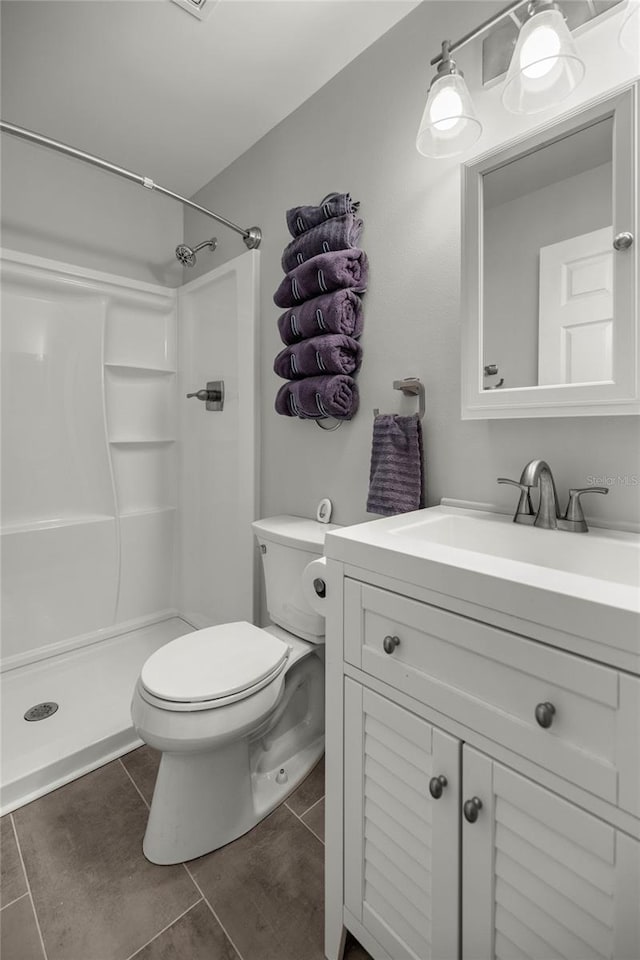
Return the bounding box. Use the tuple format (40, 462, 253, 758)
(311, 190, 361, 433)
(314, 191, 355, 433)
(316, 416, 343, 431)
(374, 378, 425, 419)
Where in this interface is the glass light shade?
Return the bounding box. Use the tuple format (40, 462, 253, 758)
(416, 73, 482, 158)
(619, 2, 640, 56)
(502, 8, 585, 114)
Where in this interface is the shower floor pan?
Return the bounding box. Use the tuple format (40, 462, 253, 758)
(0, 617, 193, 815)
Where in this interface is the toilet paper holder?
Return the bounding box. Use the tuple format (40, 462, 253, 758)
(302, 556, 329, 617)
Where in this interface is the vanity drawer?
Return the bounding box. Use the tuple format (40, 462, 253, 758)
(344, 580, 640, 817)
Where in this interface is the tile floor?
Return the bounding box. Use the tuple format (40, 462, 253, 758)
(0, 749, 372, 960)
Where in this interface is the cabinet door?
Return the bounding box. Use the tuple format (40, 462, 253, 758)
(462, 746, 640, 960)
(344, 679, 460, 960)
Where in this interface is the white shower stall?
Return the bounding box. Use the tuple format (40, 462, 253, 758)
(0, 246, 259, 813)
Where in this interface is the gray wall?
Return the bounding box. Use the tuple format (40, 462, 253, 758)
(483, 162, 612, 388)
(1, 136, 183, 287)
(186, 1, 639, 531)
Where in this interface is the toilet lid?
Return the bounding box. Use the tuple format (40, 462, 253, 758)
(140, 622, 290, 704)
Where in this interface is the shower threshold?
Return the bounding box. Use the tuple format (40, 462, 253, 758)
(0, 617, 193, 815)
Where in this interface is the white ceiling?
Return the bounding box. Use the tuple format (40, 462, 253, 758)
(1, 0, 420, 197)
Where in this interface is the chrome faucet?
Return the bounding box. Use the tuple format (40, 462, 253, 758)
(498, 460, 608, 532)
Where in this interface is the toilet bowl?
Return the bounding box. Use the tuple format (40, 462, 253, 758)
(131, 515, 337, 865)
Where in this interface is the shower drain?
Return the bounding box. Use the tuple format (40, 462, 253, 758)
(24, 702, 59, 722)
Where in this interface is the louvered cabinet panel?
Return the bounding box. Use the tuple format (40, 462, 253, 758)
(462, 746, 640, 960)
(344, 679, 460, 960)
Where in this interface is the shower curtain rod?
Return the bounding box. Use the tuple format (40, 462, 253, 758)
(0, 120, 262, 249)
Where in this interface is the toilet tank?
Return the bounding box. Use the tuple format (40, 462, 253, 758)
(252, 515, 340, 643)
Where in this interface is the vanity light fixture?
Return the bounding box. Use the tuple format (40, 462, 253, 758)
(502, 0, 585, 114)
(416, 42, 482, 158)
(416, 0, 622, 158)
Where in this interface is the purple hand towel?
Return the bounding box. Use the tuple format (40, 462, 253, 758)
(277, 290, 364, 345)
(274, 334, 362, 380)
(286, 193, 360, 238)
(275, 375, 359, 420)
(366, 414, 425, 516)
(273, 249, 369, 308)
(281, 214, 364, 273)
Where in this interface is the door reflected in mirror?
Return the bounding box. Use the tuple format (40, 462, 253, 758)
(482, 116, 613, 390)
(461, 83, 638, 419)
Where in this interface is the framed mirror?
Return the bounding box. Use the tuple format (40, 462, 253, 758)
(461, 83, 638, 419)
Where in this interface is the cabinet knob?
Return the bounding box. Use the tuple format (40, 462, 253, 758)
(463, 797, 483, 823)
(382, 635, 400, 655)
(535, 701, 556, 728)
(429, 775, 448, 799)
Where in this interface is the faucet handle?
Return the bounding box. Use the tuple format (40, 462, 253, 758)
(498, 478, 535, 520)
(563, 487, 609, 530)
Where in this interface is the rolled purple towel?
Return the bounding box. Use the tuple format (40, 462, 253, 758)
(281, 214, 364, 273)
(286, 193, 360, 238)
(277, 290, 363, 346)
(273, 249, 369, 308)
(274, 335, 362, 380)
(275, 375, 359, 420)
(366, 415, 425, 516)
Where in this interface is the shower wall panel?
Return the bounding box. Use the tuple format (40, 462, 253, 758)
(2, 521, 118, 661)
(117, 510, 176, 623)
(0, 251, 178, 668)
(1, 287, 113, 526)
(177, 251, 259, 629)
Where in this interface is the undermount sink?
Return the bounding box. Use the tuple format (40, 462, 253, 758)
(389, 508, 640, 588)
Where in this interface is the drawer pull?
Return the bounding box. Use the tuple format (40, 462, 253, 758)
(383, 635, 401, 655)
(463, 797, 483, 823)
(429, 775, 448, 799)
(535, 701, 556, 729)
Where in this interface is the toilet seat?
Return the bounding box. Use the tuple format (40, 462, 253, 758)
(140, 622, 290, 710)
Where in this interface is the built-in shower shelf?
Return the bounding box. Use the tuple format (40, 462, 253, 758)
(120, 506, 176, 519)
(1, 515, 115, 536)
(105, 369, 175, 440)
(104, 363, 175, 375)
(109, 438, 175, 445)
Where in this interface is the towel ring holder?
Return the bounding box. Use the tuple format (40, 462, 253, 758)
(374, 378, 425, 420)
(315, 417, 343, 431)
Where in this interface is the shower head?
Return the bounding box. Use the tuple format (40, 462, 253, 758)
(175, 237, 218, 267)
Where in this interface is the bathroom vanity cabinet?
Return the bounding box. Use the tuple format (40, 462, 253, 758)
(323, 510, 640, 960)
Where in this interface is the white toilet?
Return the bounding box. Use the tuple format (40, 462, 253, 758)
(131, 515, 337, 865)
